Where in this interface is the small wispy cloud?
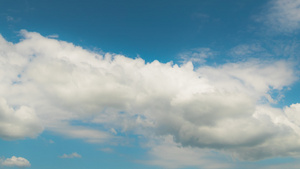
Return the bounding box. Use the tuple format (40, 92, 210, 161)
(50, 123, 111, 144)
(59, 152, 82, 159)
(5, 16, 21, 23)
(228, 43, 271, 60)
(47, 34, 59, 38)
(6, 16, 14, 21)
(229, 44, 263, 56)
(0, 156, 31, 167)
(192, 12, 210, 19)
(259, 0, 300, 33)
(179, 48, 214, 65)
(100, 148, 114, 153)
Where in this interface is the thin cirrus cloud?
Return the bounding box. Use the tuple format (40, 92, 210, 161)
(0, 30, 300, 167)
(179, 47, 214, 64)
(0, 156, 31, 167)
(46, 34, 59, 39)
(261, 0, 300, 33)
(228, 44, 269, 59)
(59, 152, 82, 159)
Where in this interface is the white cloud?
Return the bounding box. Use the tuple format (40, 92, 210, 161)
(0, 30, 299, 168)
(0, 98, 43, 140)
(263, 0, 300, 33)
(0, 156, 31, 167)
(59, 152, 82, 159)
(49, 122, 112, 143)
(143, 135, 233, 169)
(229, 44, 269, 59)
(179, 48, 214, 64)
(284, 103, 300, 125)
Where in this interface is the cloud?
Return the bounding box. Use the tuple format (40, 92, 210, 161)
(100, 148, 114, 153)
(0, 156, 31, 167)
(179, 48, 214, 64)
(0, 98, 43, 140)
(143, 135, 233, 169)
(46, 34, 59, 38)
(284, 103, 300, 125)
(59, 152, 82, 159)
(0, 30, 299, 167)
(229, 44, 270, 59)
(6, 16, 14, 22)
(50, 122, 112, 143)
(261, 0, 300, 33)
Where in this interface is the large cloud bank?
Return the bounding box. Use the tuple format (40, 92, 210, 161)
(0, 30, 299, 162)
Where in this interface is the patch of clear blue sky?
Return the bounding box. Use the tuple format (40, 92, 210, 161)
(0, 0, 300, 169)
(0, 0, 267, 64)
(0, 131, 162, 169)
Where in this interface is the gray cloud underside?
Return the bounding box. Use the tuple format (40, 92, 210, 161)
(0, 30, 300, 163)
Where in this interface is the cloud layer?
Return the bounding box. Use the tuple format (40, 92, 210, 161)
(0, 30, 299, 167)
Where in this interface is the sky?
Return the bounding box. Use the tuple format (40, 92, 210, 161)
(0, 0, 300, 169)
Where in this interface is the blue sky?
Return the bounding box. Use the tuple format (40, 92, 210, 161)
(0, 0, 300, 169)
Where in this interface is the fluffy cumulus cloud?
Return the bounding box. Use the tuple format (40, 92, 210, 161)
(0, 97, 43, 140)
(263, 0, 300, 33)
(0, 156, 31, 167)
(0, 30, 300, 168)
